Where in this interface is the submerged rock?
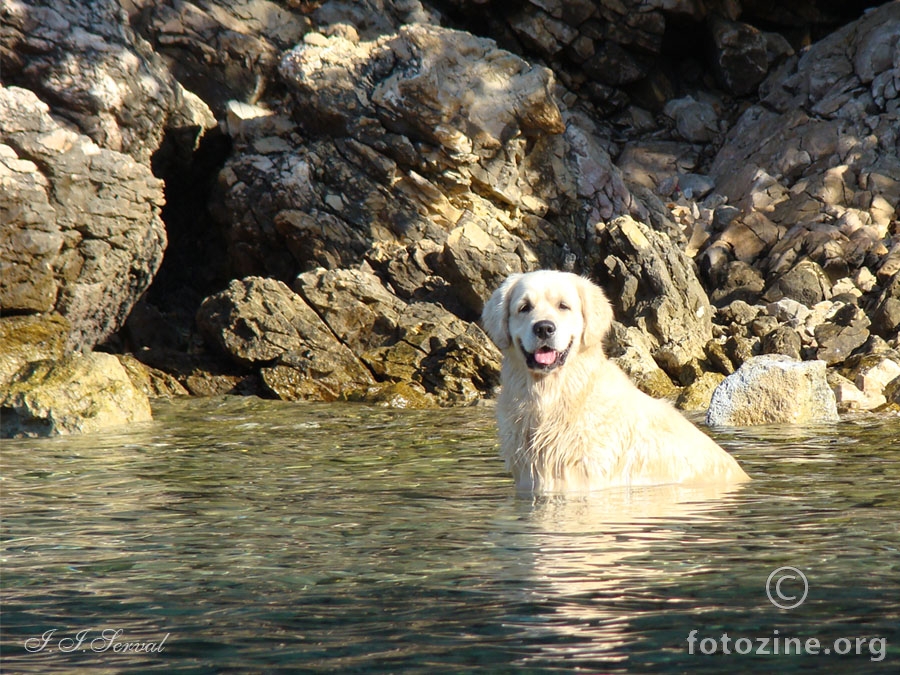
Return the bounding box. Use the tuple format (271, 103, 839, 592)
(707, 355, 839, 426)
(0, 352, 152, 438)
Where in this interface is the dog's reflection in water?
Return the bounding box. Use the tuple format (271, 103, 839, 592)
(502, 483, 745, 665)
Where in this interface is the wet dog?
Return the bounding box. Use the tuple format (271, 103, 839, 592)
(482, 271, 749, 494)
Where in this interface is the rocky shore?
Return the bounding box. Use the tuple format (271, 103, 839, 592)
(2, 0, 898, 436)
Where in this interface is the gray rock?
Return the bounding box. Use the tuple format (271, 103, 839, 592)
(295, 266, 502, 405)
(709, 15, 768, 96)
(0, 352, 152, 438)
(764, 260, 832, 307)
(707, 355, 839, 426)
(196, 276, 375, 399)
(0, 85, 167, 351)
(762, 325, 802, 360)
(663, 96, 720, 143)
(1, 0, 199, 164)
(601, 215, 714, 375)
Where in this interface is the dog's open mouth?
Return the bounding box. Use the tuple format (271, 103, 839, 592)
(521, 339, 573, 373)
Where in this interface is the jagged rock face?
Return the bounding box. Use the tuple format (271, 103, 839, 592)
(195, 272, 501, 406)
(599, 215, 714, 374)
(215, 24, 644, 288)
(1, 0, 178, 164)
(0, 85, 167, 352)
(294, 266, 501, 405)
(128, 0, 313, 116)
(195, 276, 376, 400)
(2, 0, 896, 422)
(705, 2, 900, 291)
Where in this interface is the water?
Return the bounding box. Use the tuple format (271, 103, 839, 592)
(2, 396, 898, 673)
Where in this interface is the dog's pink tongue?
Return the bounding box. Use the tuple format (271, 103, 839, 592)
(535, 348, 558, 365)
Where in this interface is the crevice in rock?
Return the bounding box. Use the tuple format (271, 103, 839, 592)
(109, 127, 232, 355)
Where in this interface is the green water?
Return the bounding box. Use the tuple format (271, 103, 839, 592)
(1, 396, 898, 673)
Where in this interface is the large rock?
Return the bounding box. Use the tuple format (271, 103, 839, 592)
(599, 215, 714, 375)
(215, 24, 644, 287)
(196, 276, 374, 401)
(438, 216, 539, 317)
(606, 322, 679, 399)
(1, 0, 191, 164)
(0, 352, 152, 438)
(129, 0, 313, 117)
(295, 266, 502, 405)
(0, 85, 167, 352)
(707, 355, 839, 426)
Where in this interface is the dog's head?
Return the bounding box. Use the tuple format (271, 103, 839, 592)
(482, 271, 614, 374)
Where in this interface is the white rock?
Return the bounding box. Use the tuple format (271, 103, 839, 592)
(707, 355, 839, 426)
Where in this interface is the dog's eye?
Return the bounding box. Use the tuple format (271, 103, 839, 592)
(558, 302, 571, 311)
(518, 301, 532, 314)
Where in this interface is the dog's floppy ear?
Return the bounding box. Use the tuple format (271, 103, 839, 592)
(577, 276, 614, 349)
(481, 274, 522, 351)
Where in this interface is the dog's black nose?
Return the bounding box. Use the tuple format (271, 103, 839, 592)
(532, 320, 556, 340)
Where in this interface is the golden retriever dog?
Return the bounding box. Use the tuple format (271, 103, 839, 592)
(482, 270, 750, 494)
